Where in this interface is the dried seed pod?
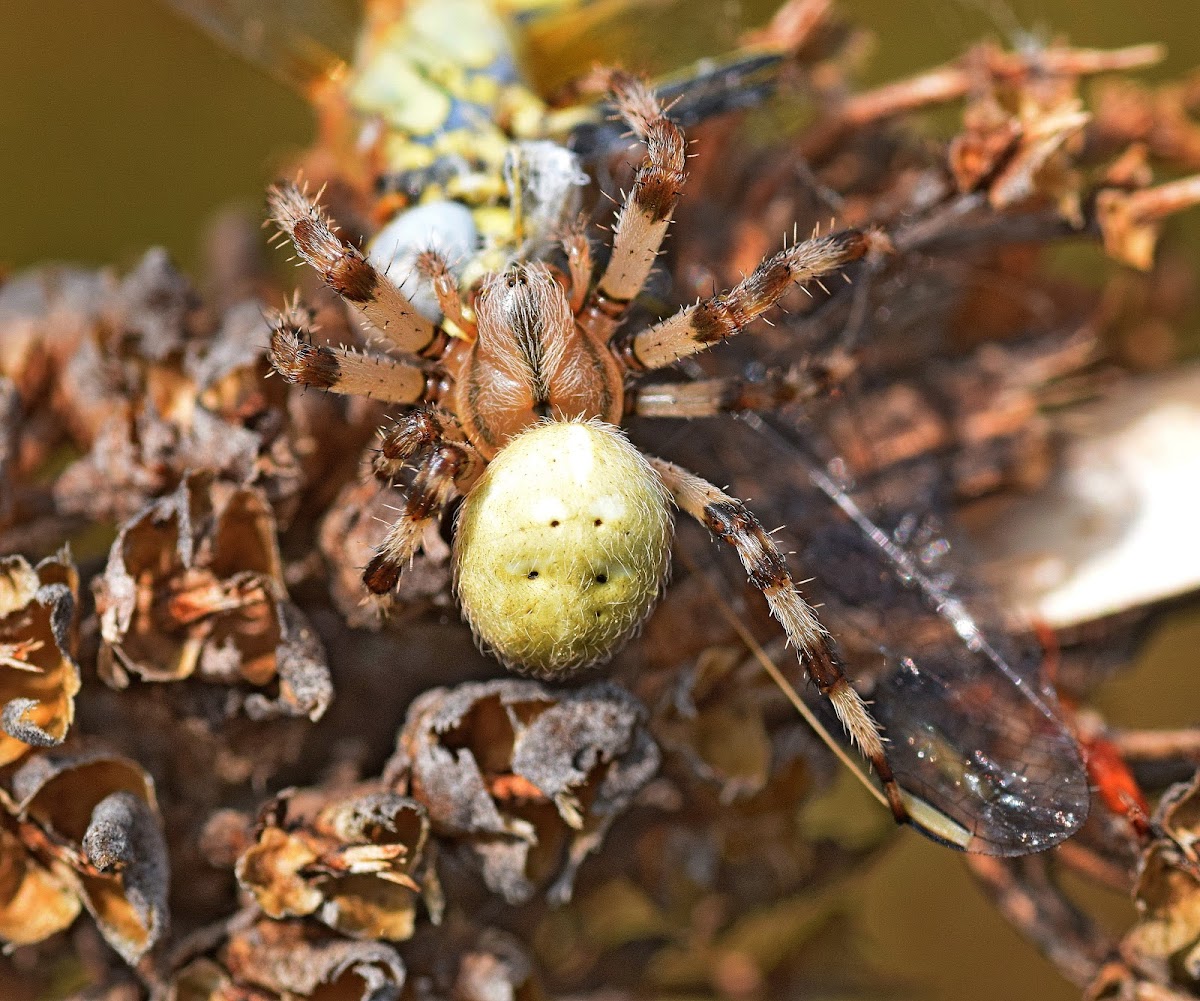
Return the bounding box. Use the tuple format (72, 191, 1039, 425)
(33, 249, 353, 528)
(93, 473, 332, 721)
(235, 784, 432, 941)
(0, 802, 81, 947)
(388, 679, 660, 905)
(45, 250, 202, 456)
(171, 915, 406, 1001)
(450, 927, 537, 1001)
(108, 248, 206, 362)
(1122, 773, 1200, 987)
(0, 264, 110, 408)
(1090, 74, 1200, 171)
(9, 746, 169, 965)
(0, 548, 80, 766)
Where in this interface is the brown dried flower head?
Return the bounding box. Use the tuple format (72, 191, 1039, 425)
(388, 679, 660, 905)
(93, 473, 332, 721)
(5, 746, 169, 965)
(1122, 772, 1200, 988)
(33, 249, 332, 527)
(0, 548, 80, 766)
(170, 915, 406, 1001)
(236, 784, 433, 941)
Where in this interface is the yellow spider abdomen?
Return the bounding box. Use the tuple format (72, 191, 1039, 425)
(454, 419, 673, 675)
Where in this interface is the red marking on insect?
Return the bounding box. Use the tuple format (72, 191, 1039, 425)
(1033, 617, 1151, 840)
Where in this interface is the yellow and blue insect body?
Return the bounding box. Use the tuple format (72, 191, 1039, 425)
(347, 0, 592, 303)
(169, 0, 794, 299)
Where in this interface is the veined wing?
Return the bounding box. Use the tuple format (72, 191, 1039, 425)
(696, 410, 1089, 855)
(160, 0, 361, 92)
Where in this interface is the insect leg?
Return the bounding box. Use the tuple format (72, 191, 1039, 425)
(268, 302, 434, 405)
(648, 456, 908, 822)
(617, 230, 872, 371)
(268, 182, 446, 359)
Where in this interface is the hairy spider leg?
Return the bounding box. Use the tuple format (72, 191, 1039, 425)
(648, 457, 908, 822)
(629, 364, 834, 418)
(268, 302, 436, 405)
(586, 72, 687, 327)
(362, 418, 483, 594)
(574, 75, 874, 373)
(268, 183, 451, 360)
(620, 230, 872, 371)
(372, 407, 466, 480)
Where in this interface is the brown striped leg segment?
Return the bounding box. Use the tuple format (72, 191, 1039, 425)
(629, 365, 825, 418)
(595, 72, 687, 307)
(362, 434, 482, 595)
(268, 303, 432, 405)
(372, 407, 456, 481)
(622, 230, 871, 371)
(648, 456, 908, 821)
(268, 182, 442, 358)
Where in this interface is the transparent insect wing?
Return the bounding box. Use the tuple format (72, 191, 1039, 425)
(160, 0, 361, 92)
(703, 415, 1089, 855)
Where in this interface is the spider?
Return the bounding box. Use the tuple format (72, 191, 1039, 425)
(266, 71, 907, 822)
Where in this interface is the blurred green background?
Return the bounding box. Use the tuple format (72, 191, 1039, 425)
(1, 2, 1198, 1000)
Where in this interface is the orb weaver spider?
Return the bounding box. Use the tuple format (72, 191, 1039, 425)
(267, 71, 906, 820)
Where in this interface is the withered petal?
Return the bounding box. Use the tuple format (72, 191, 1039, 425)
(95, 473, 331, 719)
(394, 679, 658, 905)
(0, 555, 40, 616)
(0, 551, 80, 765)
(0, 819, 81, 946)
(511, 682, 661, 817)
(1, 696, 66, 748)
(324, 790, 427, 849)
(319, 872, 420, 941)
(13, 746, 157, 841)
(77, 790, 171, 966)
(238, 787, 428, 939)
(209, 487, 284, 585)
(242, 601, 331, 722)
(235, 825, 324, 919)
(223, 917, 406, 999)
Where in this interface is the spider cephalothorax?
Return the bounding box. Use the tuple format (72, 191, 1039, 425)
(267, 72, 907, 821)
